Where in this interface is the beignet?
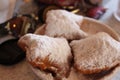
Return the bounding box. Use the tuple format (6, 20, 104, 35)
(18, 34, 72, 79)
(70, 32, 120, 74)
(44, 10, 87, 40)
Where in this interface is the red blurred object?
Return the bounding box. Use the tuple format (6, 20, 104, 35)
(87, 7, 106, 19)
(36, 0, 102, 7)
(36, 0, 106, 19)
(57, 0, 76, 6)
(36, 0, 78, 6)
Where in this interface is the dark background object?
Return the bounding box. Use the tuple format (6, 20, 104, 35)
(0, 39, 25, 65)
(37, 5, 61, 23)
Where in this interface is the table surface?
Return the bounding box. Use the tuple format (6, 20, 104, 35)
(0, 0, 120, 80)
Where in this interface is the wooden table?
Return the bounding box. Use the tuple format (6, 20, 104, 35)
(0, 0, 120, 80)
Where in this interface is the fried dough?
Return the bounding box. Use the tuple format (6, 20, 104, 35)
(18, 34, 72, 79)
(70, 32, 120, 74)
(44, 10, 87, 40)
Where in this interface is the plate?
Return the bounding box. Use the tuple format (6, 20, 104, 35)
(32, 17, 120, 80)
(31, 65, 120, 80)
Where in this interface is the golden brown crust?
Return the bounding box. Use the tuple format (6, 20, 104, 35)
(29, 55, 72, 78)
(74, 63, 119, 74)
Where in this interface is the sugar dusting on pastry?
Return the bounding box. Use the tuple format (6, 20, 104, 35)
(45, 10, 87, 40)
(70, 32, 120, 74)
(19, 33, 71, 64)
(18, 33, 72, 79)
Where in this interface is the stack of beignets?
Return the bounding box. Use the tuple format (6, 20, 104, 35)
(18, 10, 120, 80)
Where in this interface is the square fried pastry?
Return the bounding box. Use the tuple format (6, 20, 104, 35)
(18, 34, 72, 79)
(43, 10, 87, 40)
(70, 32, 120, 74)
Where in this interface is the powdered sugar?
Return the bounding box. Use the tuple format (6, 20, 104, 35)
(20, 34, 71, 64)
(70, 32, 120, 74)
(45, 10, 87, 40)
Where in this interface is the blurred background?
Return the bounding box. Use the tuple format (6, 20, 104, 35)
(0, 0, 113, 24)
